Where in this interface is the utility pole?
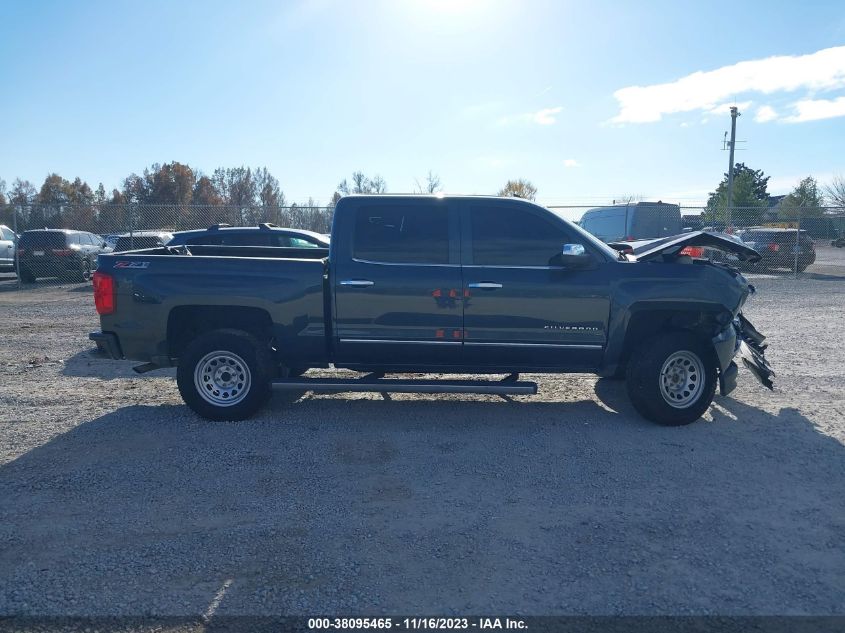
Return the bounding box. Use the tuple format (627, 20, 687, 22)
(725, 106, 741, 230)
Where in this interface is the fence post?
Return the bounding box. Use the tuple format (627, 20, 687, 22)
(13, 204, 20, 289)
(794, 208, 802, 278)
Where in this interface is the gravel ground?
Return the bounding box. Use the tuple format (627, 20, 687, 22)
(0, 250, 843, 618)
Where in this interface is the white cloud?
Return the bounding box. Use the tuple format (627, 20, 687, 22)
(782, 96, 845, 122)
(498, 106, 563, 126)
(754, 105, 778, 122)
(532, 106, 563, 125)
(563, 159, 580, 167)
(610, 45, 845, 123)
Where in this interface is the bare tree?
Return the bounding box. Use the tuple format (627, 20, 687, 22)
(370, 174, 387, 194)
(824, 175, 845, 208)
(351, 171, 369, 194)
(414, 170, 442, 194)
(497, 178, 537, 201)
(612, 194, 644, 204)
(337, 172, 387, 196)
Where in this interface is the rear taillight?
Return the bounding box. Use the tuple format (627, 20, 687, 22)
(92, 271, 115, 315)
(51, 248, 73, 256)
(679, 246, 704, 257)
(767, 243, 780, 252)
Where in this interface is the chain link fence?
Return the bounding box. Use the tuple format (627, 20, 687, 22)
(549, 203, 845, 278)
(0, 202, 336, 287)
(1, 201, 844, 286)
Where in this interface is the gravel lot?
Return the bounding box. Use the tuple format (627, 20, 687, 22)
(0, 248, 844, 617)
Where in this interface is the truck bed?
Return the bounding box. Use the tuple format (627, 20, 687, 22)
(94, 245, 331, 365)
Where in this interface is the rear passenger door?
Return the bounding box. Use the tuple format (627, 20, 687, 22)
(333, 199, 463, 367)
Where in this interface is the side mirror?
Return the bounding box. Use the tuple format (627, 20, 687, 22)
(559, 243, 593, 268)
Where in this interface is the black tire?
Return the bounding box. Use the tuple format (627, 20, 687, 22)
(19, 267, 36, 283)
(72, 259, 92, 283)
(625, 332, 717, 426)
(177, 329, 273, 421)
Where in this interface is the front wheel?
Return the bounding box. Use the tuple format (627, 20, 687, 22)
(625, 332, 717, 426)
(177, 329, 273, 421)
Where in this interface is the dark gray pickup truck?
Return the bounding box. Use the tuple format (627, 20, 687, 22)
(90, 195, 772, 425)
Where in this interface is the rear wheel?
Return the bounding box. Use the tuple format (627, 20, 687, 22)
(77, 259, 92, 283)
(19, 267, 36, 283)
(625, 332, 717, 426)
(177, 329, 273, 421)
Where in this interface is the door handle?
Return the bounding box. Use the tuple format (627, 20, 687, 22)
(467, 282, 503, 290)
(339, 279, 375, 288)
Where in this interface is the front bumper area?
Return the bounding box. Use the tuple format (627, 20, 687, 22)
(89, 331, 123, 360)
(735, 313, 774, 389)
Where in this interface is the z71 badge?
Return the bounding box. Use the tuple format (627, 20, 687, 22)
(114, 261, 150, 269)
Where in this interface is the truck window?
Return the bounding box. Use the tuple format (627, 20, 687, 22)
(470, 207, 571, 266)
(353, 206, 449, 264)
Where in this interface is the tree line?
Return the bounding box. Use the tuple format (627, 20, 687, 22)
(3, 158, 841, 234)
(704, 165, 844, 224)
(0, 163, 460, 233)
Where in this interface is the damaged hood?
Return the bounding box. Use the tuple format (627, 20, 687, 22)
(610, 231, 762, 263)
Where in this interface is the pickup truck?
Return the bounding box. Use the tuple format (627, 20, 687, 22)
(89, 195, 773, 426)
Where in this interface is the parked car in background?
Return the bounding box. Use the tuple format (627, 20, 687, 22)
(102, 234, 121, 250)
(0, 225, 18, 271)
(580, 202, 683, 243)
(735, 228, 816, 272)
(17, 229, 108, 283)
(167, 223, 330, 248)
(113, 231, 174, 253)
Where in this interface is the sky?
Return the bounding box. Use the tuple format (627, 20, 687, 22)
(1, 0, 844, 210)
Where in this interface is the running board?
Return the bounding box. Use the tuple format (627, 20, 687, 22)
(271, 375, 538, 396)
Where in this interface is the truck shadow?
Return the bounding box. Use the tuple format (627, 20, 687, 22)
(1, 395, 844, 616)
(62, 348, 175, 380)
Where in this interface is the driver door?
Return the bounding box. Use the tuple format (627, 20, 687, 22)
(460, 201, 611, 369)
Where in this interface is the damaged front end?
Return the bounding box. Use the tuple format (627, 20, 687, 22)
(735, 313, 775, 390)
(623, 230, 775, 395)
(716, 312, 774, 397)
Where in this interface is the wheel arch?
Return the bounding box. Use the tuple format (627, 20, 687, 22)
(616, 304, 732, 373)
(167, 305, 274, 359)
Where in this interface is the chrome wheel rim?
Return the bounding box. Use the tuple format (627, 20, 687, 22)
(194, 351, 251, 407)
(659, 350, 704, 409)
(82, 261, 91, 281)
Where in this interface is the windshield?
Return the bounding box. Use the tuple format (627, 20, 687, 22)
(546, 207, 621, 260)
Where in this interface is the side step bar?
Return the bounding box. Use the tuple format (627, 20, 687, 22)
(271, 374, 538, 396)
